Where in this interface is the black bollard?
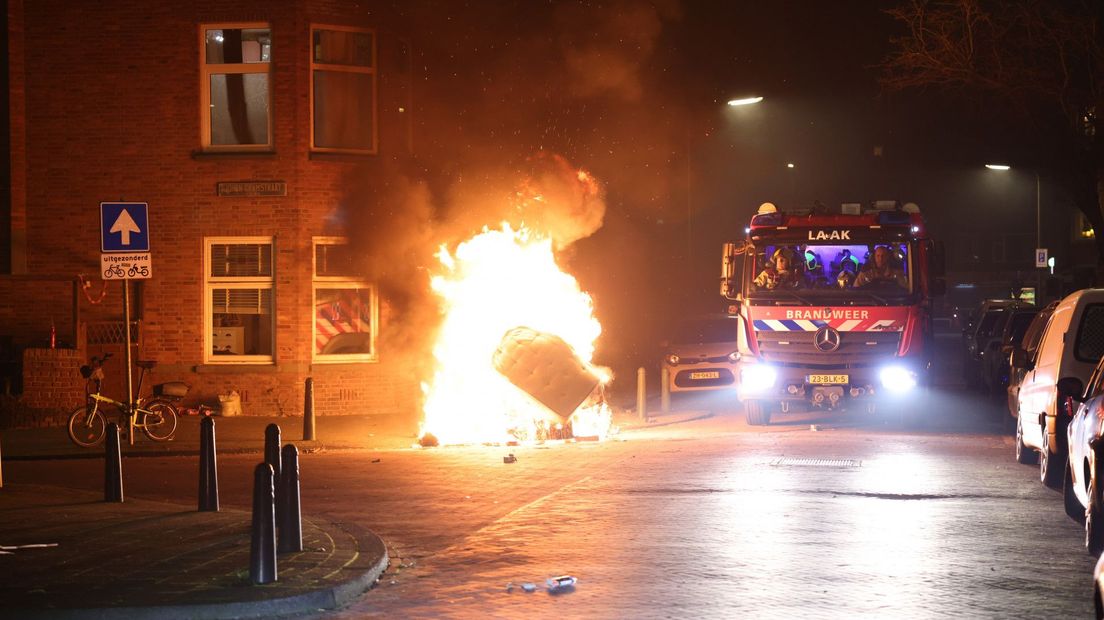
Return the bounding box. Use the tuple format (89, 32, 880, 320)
(104, 422, 124, 503)
(250, 463, 277, 584)
(198, 417, 219, 512)
(264, 424, 282, 525)
(264, 424, 282, 481)
(278, 444, 303, 554)
(303, 377, 316, 441)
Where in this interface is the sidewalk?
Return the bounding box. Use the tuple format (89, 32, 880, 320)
(0, 484, 388, 619)
(0, 416, 402, 617)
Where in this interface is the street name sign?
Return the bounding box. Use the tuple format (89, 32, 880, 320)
(101, 202, 150, 252)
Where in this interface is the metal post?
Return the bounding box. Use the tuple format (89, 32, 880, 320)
(660, 367, 671, 414)
(636, 367, 647, 422)
(1036, 172, 1043, 302)
(122, 280, 134, 446)
(303, 377, 315, 441)
(198, 417, 219, 512)
(278, 444, 303, 554)
(104, 423, 124, 503)
(250, 463, 277, 584)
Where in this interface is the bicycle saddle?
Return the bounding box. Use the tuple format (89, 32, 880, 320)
(135, 360, 157, 370)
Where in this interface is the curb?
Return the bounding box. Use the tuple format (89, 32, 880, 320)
(7, 520, 389, 620)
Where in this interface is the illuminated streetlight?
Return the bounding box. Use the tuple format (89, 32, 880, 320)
(727, 96, 764, 107)
(985, 163, 1011, 171)
(786, 162, 795, 169)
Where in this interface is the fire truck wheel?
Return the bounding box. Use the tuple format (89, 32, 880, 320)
(745, 400, 771, 426)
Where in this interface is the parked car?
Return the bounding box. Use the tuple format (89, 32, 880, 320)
(1007, 301, 1059, 421)
(663, 315, 740, 393)
(963, 299, 1031, 389)
(1013, 289, 1104, 489)
(1063, 364, 1104, 554)
(981, 306, 1039, 397)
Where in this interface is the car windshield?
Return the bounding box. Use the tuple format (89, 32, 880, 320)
(672, 318, 738, 344)
(749, 242, 913, 303)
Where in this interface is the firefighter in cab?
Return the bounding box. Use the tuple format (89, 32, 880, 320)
(754, 247, 803, 290)
(854, 245, 906, 288)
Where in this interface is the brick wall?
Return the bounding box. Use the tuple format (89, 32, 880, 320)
(7, 347, 84, 427)
(6, 1, 422, 420)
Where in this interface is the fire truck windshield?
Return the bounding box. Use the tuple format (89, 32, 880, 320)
(750, 242, 913, 302)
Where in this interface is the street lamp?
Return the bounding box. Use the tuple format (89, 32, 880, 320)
(986, 163, 1043, 301)
(727, 96, 764, 107)
(984, 164, 1040, 250)
(687, 96, 765, 264)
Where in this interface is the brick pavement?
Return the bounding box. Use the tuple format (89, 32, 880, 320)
(0, 483, 387, 619)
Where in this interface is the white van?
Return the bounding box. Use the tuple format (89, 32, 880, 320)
(1014, 289, 1104, 489)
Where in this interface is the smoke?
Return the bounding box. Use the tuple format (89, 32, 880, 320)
(341, 0, 685, 388)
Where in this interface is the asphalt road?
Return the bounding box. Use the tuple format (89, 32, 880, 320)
(5, 334, 1100, 618)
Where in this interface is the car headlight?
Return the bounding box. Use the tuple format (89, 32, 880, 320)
(879, 366, 917, 393)
(728, 351, 741, 363)
(741, 365, 777, 391)
(665, 354, 680, 365)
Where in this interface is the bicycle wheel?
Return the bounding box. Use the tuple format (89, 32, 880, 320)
(140, 398, 178, 441)
(67, 405, 108, 447)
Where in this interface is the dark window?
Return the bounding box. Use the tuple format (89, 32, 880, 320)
(1076, 304, 1104, 363)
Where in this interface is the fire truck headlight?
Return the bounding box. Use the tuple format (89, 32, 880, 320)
(665, 354, 680, 366)
(741, 366, 777, 391)
(879, 366, 917, 393)
(727, 351, 741, 363)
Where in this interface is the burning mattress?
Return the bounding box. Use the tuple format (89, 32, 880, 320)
(492, 326, 600, 419)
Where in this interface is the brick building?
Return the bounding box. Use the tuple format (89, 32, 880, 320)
(1, 0, 422, 424)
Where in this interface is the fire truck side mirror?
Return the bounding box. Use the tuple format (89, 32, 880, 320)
(720, 242, 740, 300)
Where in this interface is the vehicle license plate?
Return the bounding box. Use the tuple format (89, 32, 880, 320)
(689, 371, 720, 380)
(807, 374, 848, 385)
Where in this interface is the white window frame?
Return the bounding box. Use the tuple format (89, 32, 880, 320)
(312, 237, 378, 363)
(309, 24, 378, 155)
(199, 22, 273, 152)
(204, 236, 275, 364)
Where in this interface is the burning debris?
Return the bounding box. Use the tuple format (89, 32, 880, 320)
(492, 327, 601, 420)
(415, 159, 614, 446)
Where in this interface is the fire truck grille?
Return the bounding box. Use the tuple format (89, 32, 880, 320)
(754, 330, 901, 365)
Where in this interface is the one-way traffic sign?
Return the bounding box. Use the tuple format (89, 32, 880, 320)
(101, 202, 150, 252)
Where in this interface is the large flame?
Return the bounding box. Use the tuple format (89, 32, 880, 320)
(421, 222, 611, 445)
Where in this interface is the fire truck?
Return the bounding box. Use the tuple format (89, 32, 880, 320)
(720, 201, 944, 424)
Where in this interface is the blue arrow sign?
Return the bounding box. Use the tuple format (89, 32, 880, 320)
(101, 202, 150, 252)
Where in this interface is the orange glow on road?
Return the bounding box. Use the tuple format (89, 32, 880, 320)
(421, 222, 611, 445)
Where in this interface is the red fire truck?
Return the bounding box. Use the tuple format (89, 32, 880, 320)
(720, 202, 944, 424)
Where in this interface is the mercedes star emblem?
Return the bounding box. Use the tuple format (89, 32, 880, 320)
(814, 326, 841, 353)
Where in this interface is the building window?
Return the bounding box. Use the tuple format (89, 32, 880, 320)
(314, 238, 377, 361)
(205, 238, 275, 363)
(310, 26, 376, 154)
(200, 24, 272, 150)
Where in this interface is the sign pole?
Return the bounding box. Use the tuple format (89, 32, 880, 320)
(122, 279, 134, 446)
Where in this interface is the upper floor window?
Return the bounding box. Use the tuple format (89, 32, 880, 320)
(205, 238, 275, 363)
(313, 238, 377, 362)
(311, 26, 376, 154)
(201, 24, 273, 151)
